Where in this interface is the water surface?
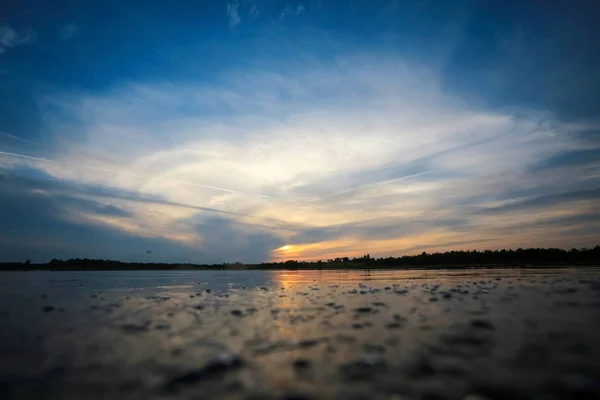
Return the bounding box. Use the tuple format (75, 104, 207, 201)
(1, 268, 599, 399)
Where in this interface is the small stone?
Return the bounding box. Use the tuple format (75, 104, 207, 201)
(363, 353, 386, 366)
(293, 359, 311, 369)
(231, 309, 243, 317)
(298, 339, 319, 348)
(354, 307, 374, 313)
(462, 395, 492, 400)
(340, 355, 387, 381)
(163, 353, 243, 391)
(470, 319, 494, 330)
(121, 323, 149, 333)
(43, 306, 55, 312)
(205, 289, 212, 293)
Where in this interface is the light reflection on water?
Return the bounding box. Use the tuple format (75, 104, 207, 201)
(1, 267, 597, 293)
(0, 267, 599, 399)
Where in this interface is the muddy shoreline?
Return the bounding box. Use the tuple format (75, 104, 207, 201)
(1, 268, 599, 399)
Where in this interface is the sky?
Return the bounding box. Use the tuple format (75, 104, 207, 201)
(1, 0, 599, 264)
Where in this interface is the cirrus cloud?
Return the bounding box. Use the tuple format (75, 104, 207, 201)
(1, 50, 599, 262)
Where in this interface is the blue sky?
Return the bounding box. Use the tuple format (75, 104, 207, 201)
(1, 0, 599, 263)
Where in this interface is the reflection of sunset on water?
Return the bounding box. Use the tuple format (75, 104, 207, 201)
(270, 269, 382, 289)
(3, 268, 599, 398)
(268, 268, 552, 293)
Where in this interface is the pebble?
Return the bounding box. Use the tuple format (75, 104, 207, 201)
(164, 353, 243, 391)
(462, 395, 493, 400)
(292, 359, 311, 369)
(470, 319, 494, 330)
(43, 306, 55, 312)
(298, 339, 319, 348)
(121, 323, 149, 333)
(340, 354, 387, 381)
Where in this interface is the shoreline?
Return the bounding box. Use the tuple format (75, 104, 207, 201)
(1, 263, 599, 271)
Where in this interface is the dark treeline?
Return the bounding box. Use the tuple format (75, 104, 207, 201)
(1, 246, 599, 271)
(0, 258, 227, 271)
(260, 246, 600, 269)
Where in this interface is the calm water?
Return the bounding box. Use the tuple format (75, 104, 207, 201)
(1, 268, 600, 399)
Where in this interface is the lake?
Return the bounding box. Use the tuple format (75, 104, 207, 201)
(1, 268, 599, 399)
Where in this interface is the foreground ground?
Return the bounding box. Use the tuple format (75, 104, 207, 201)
(1, 268, 599, 399)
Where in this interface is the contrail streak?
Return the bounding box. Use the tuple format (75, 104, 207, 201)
(0, 132, 37, 145)
(0, 151, 61, 164)
(170, 179, 240, 194)
(305, 171, 431, 203)
(0, 150, 280, 200)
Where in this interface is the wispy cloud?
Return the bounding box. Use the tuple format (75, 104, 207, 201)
(0, 172, 280, 263)
(249, 1, 259, 17)
(280, 3, 305, 19)
(227, 1, 241, 28)
(1, 42, 597, 261)
(0, 2, 597, 263)
(58, 24, 79, 40)
(0, 26, 37, 54)
(9, 51, 592, 260)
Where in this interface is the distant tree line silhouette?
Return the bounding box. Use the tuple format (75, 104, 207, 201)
(0, 246, 598, 270)
(261, 246, 600, 269)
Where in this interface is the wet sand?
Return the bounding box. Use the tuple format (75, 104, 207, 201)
(1, 268, 599, 399)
